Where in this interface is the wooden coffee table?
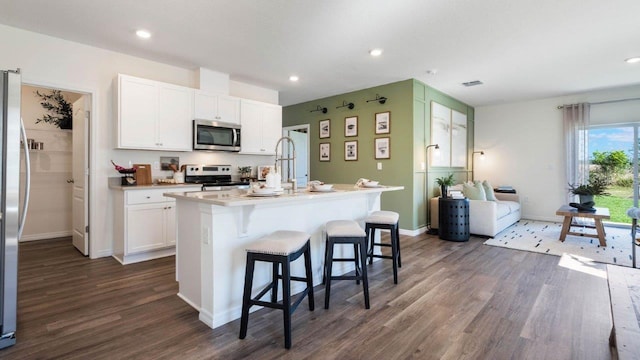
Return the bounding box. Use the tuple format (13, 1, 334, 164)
(555, 205, 610, 246)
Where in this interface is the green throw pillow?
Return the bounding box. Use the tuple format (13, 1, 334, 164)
(463, 182, 487, 200)
(482, 180, 497, 201)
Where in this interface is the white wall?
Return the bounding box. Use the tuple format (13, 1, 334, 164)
(0, 24, 279, 257)
(475, 84, 640, 222)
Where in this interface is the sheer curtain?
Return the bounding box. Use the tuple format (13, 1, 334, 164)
(563, 103, 590, 202)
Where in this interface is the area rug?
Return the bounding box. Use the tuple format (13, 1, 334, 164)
(484, 220, 634, 267)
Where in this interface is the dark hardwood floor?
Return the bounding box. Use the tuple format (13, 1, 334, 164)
(2, 233, 615, 359)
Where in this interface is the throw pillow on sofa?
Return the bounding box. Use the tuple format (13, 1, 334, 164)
(463, 181, 486, 200)
(482, 180, 497, 201)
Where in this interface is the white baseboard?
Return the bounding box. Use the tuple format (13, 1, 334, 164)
(19, 230, 72, 242)
(400, 226, 428, 237)
(90, 249, 113, 259)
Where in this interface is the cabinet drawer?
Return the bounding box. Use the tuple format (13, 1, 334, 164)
(127, 189, 173, 205)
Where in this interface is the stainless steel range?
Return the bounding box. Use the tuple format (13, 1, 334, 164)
(184, 164, 250, 191)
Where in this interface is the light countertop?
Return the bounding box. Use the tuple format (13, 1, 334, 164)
(164, 184, 404, 207)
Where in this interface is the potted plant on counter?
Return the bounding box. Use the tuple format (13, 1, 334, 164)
(435, 173, 455, 198)
(238, 166, 252, 181)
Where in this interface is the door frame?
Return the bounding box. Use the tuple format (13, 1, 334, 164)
(283, 124, 310, 185)
(23, 78, 96, 257)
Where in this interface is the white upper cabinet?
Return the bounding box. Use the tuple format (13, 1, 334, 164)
(193, 91, 240, 125)
(240, 99, 282, 155)
(117, 74, 193, 151)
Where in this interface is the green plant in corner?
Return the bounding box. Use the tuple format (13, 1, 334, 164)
(435, 173, 455, 187)
(435, 173, 455, 198)
(34, 89, 73, 130)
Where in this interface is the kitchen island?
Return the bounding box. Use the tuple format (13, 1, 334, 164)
(164, 184, 403, 329)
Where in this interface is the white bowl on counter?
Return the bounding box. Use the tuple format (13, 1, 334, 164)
(363, 181, 379, 187)
(311, 184, 334, 191)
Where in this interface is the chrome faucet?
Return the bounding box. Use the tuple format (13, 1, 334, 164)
(274, 136, 297, 191)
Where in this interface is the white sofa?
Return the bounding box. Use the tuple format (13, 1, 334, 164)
(429, 192, 521, 237)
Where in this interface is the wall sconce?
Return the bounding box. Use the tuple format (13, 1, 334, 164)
(471, 150, 485, 182)
(336, 100, 355, 110)
(366, 94, 388, 104)
(310, 105, 327, 114)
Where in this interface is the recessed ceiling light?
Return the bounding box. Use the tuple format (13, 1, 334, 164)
(136, 30, 151, 39)
(625, 57, 640, 64)
(369, 48, 383, 57)
(289, 75, 299, 82)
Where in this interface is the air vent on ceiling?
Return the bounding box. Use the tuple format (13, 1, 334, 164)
(462, 80, 483, 87)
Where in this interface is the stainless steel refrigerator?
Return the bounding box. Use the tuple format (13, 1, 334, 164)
(0, 69, 30, 349)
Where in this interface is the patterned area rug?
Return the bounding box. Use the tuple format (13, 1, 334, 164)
(484, 220, 634, 267)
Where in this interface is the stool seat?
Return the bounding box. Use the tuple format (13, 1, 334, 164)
(365, 211, 399, 225)
(246, 230, 310, 255)
(326, 220, 366, 237)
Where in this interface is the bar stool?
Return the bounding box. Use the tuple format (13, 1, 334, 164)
(323, 220, 370, 309)
(365, 211, 401, 284)
(239, 230, 314, 349)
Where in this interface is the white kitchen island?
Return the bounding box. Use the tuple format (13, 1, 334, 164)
(164, 184, 403, 329)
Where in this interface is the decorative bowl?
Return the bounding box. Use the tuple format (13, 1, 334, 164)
(312, 184, 333, 191)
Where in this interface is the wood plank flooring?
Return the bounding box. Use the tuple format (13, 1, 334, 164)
(1, 233, 616, 359)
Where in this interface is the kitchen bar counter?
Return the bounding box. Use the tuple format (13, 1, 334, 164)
(166, 184, 403, 329)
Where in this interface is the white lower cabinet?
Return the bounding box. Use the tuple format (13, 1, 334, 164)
(113, 187, 198, 264)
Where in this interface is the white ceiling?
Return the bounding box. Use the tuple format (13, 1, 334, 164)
(0, 0, 639, 107)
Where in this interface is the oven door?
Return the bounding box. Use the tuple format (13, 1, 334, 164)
(193, 120, 241, 152)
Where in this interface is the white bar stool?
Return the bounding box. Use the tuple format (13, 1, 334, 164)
(364, 211, 401, 284)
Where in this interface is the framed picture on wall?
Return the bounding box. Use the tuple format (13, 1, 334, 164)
(258, 165, 275, 180)
(345, 140, 358, 161)
(451, 110, 467, 167)
(320, 143, 330, 161)
(375, 137, 390, 159)
(345, 116, 358, 137)
(319, 119, 330, 139)
(375, 111, 390, 134)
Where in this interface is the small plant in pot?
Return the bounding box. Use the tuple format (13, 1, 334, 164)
(568, 174, 609, 205)
(238, 166, 252, 181)
(435, 173, 455, 198)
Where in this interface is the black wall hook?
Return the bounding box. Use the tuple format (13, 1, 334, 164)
(366, 94, 387, 104)
(310, 105, 328, 114)
(336, 100, 355, 110)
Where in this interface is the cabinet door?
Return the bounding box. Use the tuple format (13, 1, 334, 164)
(164, 203, 176, 246)
(158, 85, 192, 151)
(119, 75, 158, 149)
(262, 104, 283, 155)
(216, 95, 241, 124)
(193, 91, 217, 120)
(240, 100, 265, 154)
(126, 204, 165, 254)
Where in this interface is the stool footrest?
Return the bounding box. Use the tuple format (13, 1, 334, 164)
(331, 258, 357, 262)
(330, 275, 362, 281)
(252, 299, 285, 310)
(369, 254, 393, 260)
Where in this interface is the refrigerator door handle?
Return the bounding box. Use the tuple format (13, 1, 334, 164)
(18, 117, 30, 239)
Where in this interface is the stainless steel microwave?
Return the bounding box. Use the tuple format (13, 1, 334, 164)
(193, 119, 241, 152)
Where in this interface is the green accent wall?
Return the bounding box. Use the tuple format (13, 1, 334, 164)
(283, 79, 474, 231)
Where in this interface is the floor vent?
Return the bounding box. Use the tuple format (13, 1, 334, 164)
(462, 80, 483, 87)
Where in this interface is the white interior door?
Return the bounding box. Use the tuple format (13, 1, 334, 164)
(72, 96, 89, 255)
(283, 126, 309, 187)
